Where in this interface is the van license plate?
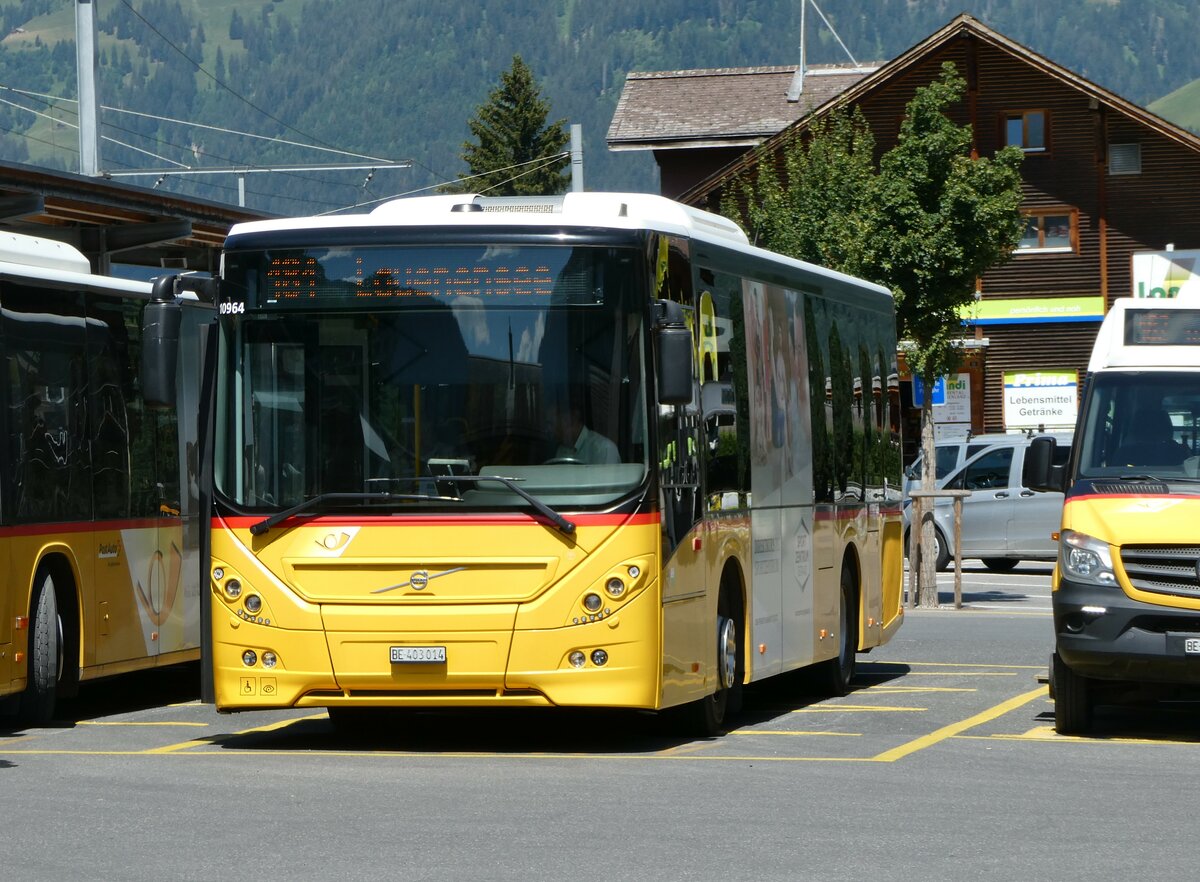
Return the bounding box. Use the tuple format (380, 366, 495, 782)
(390, 646, 446, 664)
(1186, 638, 1200, 655)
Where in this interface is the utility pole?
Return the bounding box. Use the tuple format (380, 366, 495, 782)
(75, 0, 101, 176)
(570, 124, 584, 192)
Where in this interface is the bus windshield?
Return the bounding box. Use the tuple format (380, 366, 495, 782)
(1077, 371, 1200, 482)
(215, 244, 649, 512)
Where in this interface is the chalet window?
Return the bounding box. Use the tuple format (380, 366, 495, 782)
(1004, 110, 1048, 153)
(1017, 209, 1076, 253)
(1109, 143, 1142, 175)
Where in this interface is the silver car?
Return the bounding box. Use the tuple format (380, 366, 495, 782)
(906, 432, 1072, 571)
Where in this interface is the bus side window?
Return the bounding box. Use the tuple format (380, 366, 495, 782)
(4, 284, 90, 523)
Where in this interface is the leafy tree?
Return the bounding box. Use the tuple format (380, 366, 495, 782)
(723, 62, 1025, 607)
(448, 54, 569, 196)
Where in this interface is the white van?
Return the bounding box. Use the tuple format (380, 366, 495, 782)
(906, 431, 1072, 570)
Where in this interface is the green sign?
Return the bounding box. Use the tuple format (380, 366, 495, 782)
(961, 296, 1105, 325)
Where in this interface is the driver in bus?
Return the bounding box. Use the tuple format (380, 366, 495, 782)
(552, 400, 620, 464)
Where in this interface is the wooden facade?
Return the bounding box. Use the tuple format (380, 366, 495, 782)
(623, 16, 1200, 439)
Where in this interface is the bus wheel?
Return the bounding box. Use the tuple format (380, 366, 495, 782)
(674, 611, 738, 737)
(19, 571, 62, 727)
(1052, 651, 1092, 735)
(813, 566, 857, 697)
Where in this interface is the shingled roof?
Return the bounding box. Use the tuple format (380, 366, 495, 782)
(607, 64, 877, 151)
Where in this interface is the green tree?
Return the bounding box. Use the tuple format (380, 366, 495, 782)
(724, 62, 1026, 607)
(448, 54, 570, 196)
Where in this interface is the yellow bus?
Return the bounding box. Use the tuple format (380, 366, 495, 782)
(157, 193, 904, 733)
(1027, 298, 1200, 733)
(0, 233, 210, 726)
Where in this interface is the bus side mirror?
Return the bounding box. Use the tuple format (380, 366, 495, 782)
(141, 276, 182, 408)
(1024, 435, 1066, 493)
(654, 299, 694, 406)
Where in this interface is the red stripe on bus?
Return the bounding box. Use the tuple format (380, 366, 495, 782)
(215, 512, 662, 530)
(0, 517, 164, 538)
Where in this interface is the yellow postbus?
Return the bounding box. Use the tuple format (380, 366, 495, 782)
(1027, 298, 1200, 733)
(155, 193, 904, 733)
(0, 233, 210, 726)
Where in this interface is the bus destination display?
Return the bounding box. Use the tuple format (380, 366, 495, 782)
(263, 253, 555, 303)
(1124, 308, 1200, 346)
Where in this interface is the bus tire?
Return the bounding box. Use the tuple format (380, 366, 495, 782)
(812, 564, 857, 697)
(673, 599, 741, 737)
(1052, 651, 1092, 735)
(19, 571, 62, 726)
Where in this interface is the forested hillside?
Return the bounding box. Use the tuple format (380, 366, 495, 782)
(0, 0, 1196, 216)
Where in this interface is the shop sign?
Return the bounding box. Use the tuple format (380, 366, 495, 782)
(1132, 250, 1200, 299)
(1003, 370, 1077, 431)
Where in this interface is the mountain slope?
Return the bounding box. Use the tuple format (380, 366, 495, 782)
(0, 0, 1196, 214)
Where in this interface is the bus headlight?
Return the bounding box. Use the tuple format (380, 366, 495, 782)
(242, 650, 258, 667)
(224, 579, 242, 600)
(605, 577, 626, 599)
(582, 593, 603, 613)
(1060, 530, 1116, 587)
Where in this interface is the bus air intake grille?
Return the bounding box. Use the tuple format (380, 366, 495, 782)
(1091, 481, 1168, 495)
(1119, 545, 1200, 598)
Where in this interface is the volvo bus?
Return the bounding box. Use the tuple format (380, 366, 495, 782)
(0, 232, 210, 725)
(1027, 298, 1200, 733)
(153, 192, 904, 734)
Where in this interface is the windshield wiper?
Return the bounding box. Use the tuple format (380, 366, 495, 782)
(440, 474, 576, 535)
(1119, 473, 1200, 484)
(249, 491, 451, 535)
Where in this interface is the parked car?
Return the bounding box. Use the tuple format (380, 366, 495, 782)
(902, 433, 1013, 495)
(905, 432, 1073, 571)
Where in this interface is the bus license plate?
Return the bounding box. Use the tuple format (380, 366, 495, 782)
(390, 646, 446, 664)
(1186, 638, 1200, 655)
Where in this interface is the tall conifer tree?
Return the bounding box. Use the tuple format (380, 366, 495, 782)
(450, 55, 569, 196)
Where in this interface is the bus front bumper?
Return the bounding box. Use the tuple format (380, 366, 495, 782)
(1054, 579, 1200, 685)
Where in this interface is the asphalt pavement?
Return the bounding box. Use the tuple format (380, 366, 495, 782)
(4, 560, 1199, 881)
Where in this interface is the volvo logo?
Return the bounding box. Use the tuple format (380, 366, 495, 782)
(372, 567, 466, 594)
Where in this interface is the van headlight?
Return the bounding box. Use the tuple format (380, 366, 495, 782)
(1059, 530, 1116, 587)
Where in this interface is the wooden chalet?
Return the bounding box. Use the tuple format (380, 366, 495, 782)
(609, 15, 1200, 445)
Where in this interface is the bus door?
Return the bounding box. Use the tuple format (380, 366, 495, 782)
(87, 295, 168, 665)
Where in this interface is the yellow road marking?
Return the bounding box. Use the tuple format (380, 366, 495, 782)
(79, 721, 208, 727)
(731, 729, 861, 737)
(865, 661, 1043, 669)
(792, 705, 926, 713)
(903, 672, 1018, 677)
(145, 713, 324, 754)
(871, 685, 1048, 762)
(866, 686, 977, 694)
(970, 725, 1200, 746)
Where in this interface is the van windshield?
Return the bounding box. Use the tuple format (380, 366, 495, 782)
(1077, 372, 1200, 481)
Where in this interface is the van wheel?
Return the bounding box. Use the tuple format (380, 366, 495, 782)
(19, 571, 62, 727)
(1052, 652, 1092, 735)
(931, 527, 950, 572)
(904, 527, 950, 572)
(982, 558, 1019, 573)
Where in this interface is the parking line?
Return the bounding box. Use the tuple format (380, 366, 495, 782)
(731, 729, 861, 737)
(146, 713, 324, 754)
(792, 705, 926, 713)
(79, 721, 208, 727)
(871, 685, 1048, 762)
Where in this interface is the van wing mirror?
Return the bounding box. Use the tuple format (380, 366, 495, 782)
(1024, 435, 1066, 493)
